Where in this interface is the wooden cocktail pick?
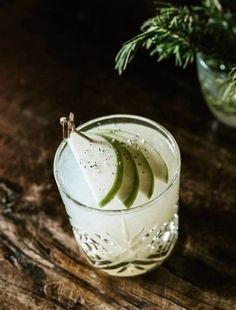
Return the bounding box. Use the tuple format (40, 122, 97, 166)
(60, 112, 94, 142)
(60, 112, 75, 139)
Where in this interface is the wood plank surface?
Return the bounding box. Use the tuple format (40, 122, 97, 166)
(0, 0, 235, 309)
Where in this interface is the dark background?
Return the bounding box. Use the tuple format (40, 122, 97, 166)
(0, 0, 235, 309)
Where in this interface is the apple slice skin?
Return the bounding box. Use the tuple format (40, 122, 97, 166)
(100, 133, 154, 200)
(116, 143, 139, 208)
(132, 147, 154, 199)
(110, 130, 168, 183)
(98, 137, 123, 207)
(101, 136, 139, 208)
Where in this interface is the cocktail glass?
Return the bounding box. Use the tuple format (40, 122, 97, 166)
(54, 114, 181, 277)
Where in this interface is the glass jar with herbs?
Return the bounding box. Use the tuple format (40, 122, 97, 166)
(115, 0, 236, 127)
(196, 53, 236, 127)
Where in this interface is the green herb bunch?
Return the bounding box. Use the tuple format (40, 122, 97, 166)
(115, 0, 236, 114)
(115, 0, 236, 74)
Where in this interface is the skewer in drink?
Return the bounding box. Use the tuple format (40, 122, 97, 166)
(54, 113, 181, 276)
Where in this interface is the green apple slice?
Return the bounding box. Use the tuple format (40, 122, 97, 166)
(112, 130, 169, 183)
(119, 144, 139, 208)
(99, 137, 123, 207)
(101, 133, 154, 200)
(102, 136, 139, 208)
(67, 131, 123, 208)
(128, 141, 154, 199)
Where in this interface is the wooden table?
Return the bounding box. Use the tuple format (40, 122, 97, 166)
(0, 1, 235, 309)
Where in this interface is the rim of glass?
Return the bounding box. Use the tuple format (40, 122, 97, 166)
(196, 52, 230, 73)
(54, 114, 181, 214)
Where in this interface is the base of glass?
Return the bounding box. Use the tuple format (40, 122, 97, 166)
(74, 213, 179, 277)
(102, 233, 178, 277)
(209, 106, 236, 128)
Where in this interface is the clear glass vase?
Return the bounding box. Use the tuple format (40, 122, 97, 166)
(196, 53, 236, 127)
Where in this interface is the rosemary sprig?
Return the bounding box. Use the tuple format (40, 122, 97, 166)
(115, 0, 236, 75)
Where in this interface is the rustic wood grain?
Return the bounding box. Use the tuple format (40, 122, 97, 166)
(0, 0, 235, 309)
